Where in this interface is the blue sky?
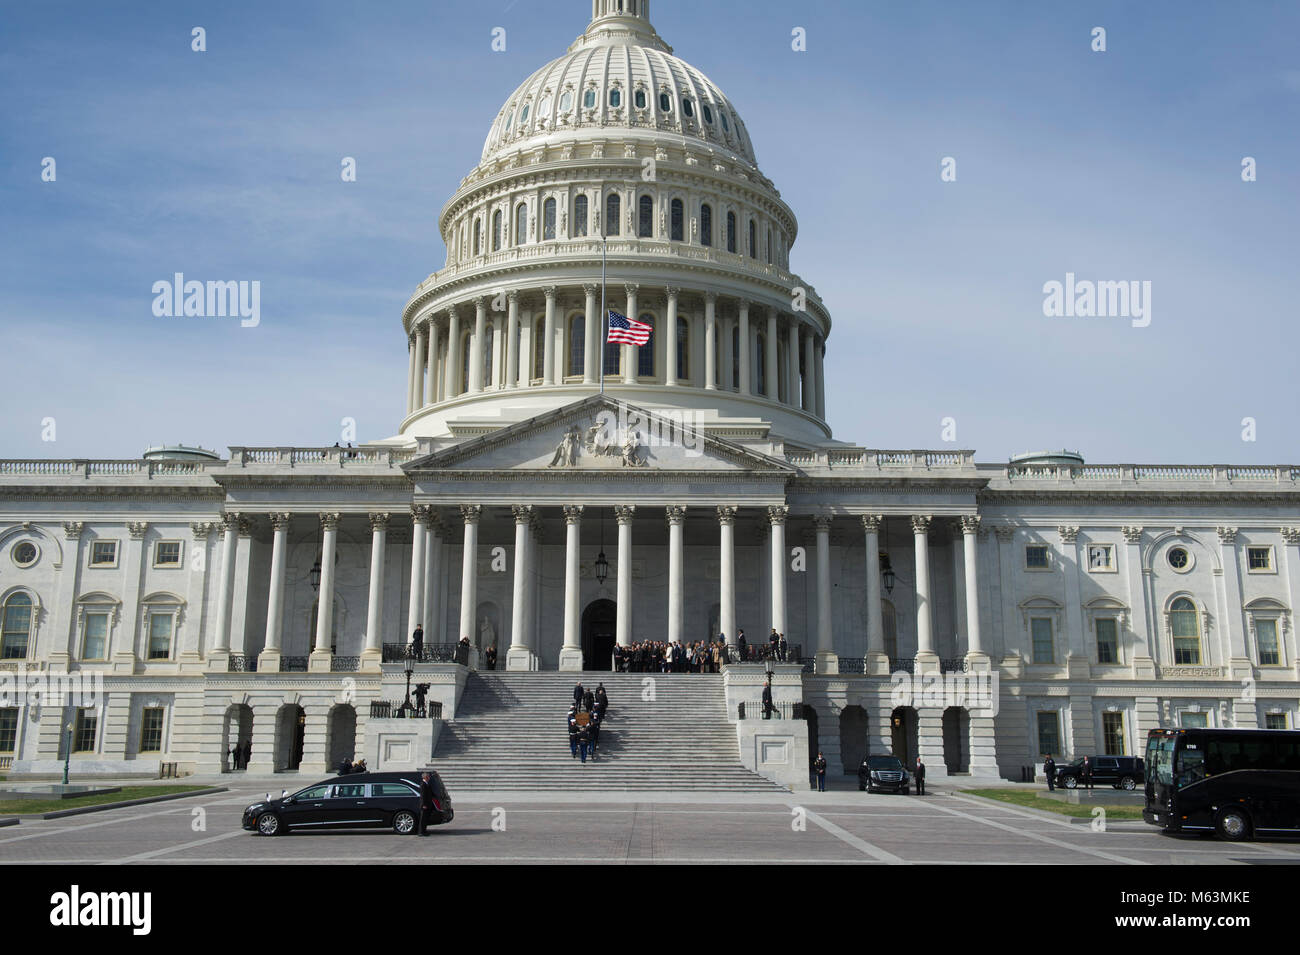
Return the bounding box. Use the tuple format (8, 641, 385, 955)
(2, 0, 1297, 463)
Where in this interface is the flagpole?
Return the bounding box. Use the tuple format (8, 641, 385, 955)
(599, 232, 606, 395)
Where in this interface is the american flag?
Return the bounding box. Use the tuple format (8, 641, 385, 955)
(606, 310, 652, 346)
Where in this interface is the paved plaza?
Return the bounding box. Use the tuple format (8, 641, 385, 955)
(3, 783, 1299, 865)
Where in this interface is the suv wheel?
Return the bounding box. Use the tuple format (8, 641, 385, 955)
(1119, 776, 1137, 791)
(256, 812, 281, 836)
(1062, 775, 1077, 790)
(1215, 807, 1251, 842)
(392, 810, 417, 835)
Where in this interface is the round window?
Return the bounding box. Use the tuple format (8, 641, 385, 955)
(12, 541, 38, 567)
(1167, 546, 1191, 571)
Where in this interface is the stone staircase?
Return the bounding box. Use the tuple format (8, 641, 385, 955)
(424, 672, 783, 792)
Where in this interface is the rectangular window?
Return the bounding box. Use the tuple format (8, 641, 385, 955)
(139, 708, 164, 753)
(1095, 617, 1119, 664)
(154, 541, 181, 567)
(1247, 546, 1273, 572)
(1179, 711, 1209, 729)
(1102, 712, 1126, 756)
(1025, 545, 1049, 570)
(1036, 711, 1061, 756)
(1265, 713, 1289, 730)
(90, 540, 118, 567)
(1030, 617, 1054, 664)
(147, 614, 173, 660)
(1256, 618, 1281, 666)
(0, 708, 16, 753)
(73, 710, 98, 752)
(1086, 544, 1114, 572)
(82, 612, 108, 660)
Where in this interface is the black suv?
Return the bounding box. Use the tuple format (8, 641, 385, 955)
(858, 755, 911, 793)
(1055, 756, 1144, 790)
(242, 771, 453, 836)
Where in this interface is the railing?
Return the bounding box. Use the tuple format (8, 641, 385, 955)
(0, 459, 219, 477)
(332, 656, 360, 673)
(725, 643, 801, 665)
(369, 700, 443, 719)
(889, 656, 967, 673)
(890, 657, 914, 674)
(228, 654, 257, 673)
(158, 762, 179, 778)
(838, 657, 866, 675)
(784, 450, 977, 470)
(737, 701, 803, 720)
(228, 446, 418, 469)
(281, 656, 308, 672)
(0, 756, 12, 772)
(1007, 463, 1300, 485)
(381, 643, 462, 664)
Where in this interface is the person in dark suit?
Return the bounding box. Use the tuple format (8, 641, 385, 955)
(778, 634, 788, 662)
(813, 752, 827, 792)
(769, 629, 780, 660)
(583, 687, 595, 711)
(411, 625, 424, 659)
(1082, 755, 1094, 790)
(737, 630, 747, 662)
(1044, 754, 1057, 791)
(761, 680, 774, 720)
(338, 756, 352, 776)
(573, 682, 584, 709)
(418, 771, 435, 835)
(596, 683, 608, 711)
(914, 757, 926, 795)
(241, 740, 251, 769)
(485, 645, 497, 670)
(588, 712, 600, 760)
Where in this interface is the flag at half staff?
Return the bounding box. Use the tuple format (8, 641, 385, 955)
(606, 310, 652, 345)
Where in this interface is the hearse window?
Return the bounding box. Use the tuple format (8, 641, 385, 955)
(372, 783, 417, 796)
(297, 786, 330, 800)
(333, 784, 366, 798)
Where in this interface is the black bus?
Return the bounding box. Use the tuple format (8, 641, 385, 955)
(1144, 726, 1300, 840)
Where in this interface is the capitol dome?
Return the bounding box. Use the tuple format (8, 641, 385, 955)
(398, 0, 834, 449)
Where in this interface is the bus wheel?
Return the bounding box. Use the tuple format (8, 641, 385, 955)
(1215, 807, 1251, 842)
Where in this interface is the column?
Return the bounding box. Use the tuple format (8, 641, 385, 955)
(210, 512, 239, 659)
(961, 516, 985, 661)
(458, 505, 481, 664)
(737, 302, 751, 395)
(582, 284, 598, 384)
(862, 515, 888, 675)
(814, 515, 837, 673)
(559, 505, 584, 670)
(431, 315, 447, 402)
(507, 505, 537, 670)
(912, 515, 936, 669)
(310, 512, 340, 671)
(446, 307, 461, 398)
(801, 324, 815, 411)
(1122, 526, 1155, 679)
(406, 505, 429, 649)
(623, 284, 638, 384)
(406, 334, 417, 414)
(664, 287, 679, 385)
(542, 286, 557, 385)
(769, 505, 788, 637)
(718, 506, 737, 645)
(815, 335, 826, 418)
(785, 319, 799, 406)
(1219, 527, 1255, 698)
(1059, 525, 1089, 676)
(765, 308, 780, 400)
(504, 292, 520, 389)
(361, 512, 389, 669)
(261, 512, 291, 671)
(615, 505, 635, 646)
(469, 298, 487, 393)
(704, 292, 717, 390)
(666, 506, 687, 645)
(415, 324, 428, 409)
(423, 514, 443, 653)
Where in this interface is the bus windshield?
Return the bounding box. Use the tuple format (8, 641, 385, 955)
(1147, 734, 1176, 786)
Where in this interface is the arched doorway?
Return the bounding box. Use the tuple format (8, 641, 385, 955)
(222, 704, 253, 773)
(326, 704, 357, 770)
(890, 706, 918, 765)
(581, 599, 617, 670)
(839, 705, 869, 774)
(275, 704, 305, 771)
(943, 707, 970, 773)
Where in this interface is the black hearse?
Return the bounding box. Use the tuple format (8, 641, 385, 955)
(242, 771, 452, 836)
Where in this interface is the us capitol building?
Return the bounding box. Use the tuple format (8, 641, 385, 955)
(3, 0, 1297, 782)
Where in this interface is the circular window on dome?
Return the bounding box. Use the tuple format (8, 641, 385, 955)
(584, 88, 596, 109)
(702, 104, 713, 124)
(681, 97, 694, 118)
(659, 91, 672, 112)
(12, 541, 38, 568)
(1167, 546, 1192, 572)
(559, 90, 572, 112)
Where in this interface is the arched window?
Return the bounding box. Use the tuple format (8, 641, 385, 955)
(659, 91, 672, 112)
(568, 315, 585, 376)
(755, 332, 766, 395)
(1170, 597, 1202, 665)
(473, 218, 481, 256)
(515, 203, 528, 245)
(543, 198, 556, 240)
(532, 319, 545, 381)
(748, 219, 756, 258)
(634, 88, 646, 109)
(882, 600, 898, 659)
(700, 203, 712, 246)
(609, 88, 621, 108)
(1, 592, 32, 659)
(605, 193, 621, 236)
(637, 314, 655, 377)
(573, 195, 588, 237)
(670, 199, 684, 241)
(638, 195, 653, 238)
(583, 88, 596, 109)
(676, 316, 690, 381)
(726, 211, 737, 252)
(492, 210, 502, 251)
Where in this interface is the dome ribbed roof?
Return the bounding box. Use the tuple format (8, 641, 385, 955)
(481, 4, 757, 166)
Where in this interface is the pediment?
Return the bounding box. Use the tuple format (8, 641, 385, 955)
(404, 396, 791, 475)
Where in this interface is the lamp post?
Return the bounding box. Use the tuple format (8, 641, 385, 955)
(594, 508, 609, 585)
(62, 720, 74, 785)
